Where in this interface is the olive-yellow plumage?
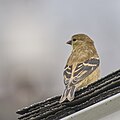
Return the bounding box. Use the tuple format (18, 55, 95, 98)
(60, 34, 100, 103)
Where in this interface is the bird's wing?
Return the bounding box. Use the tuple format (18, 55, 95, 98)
(63, 65, 72, 86)
(63, 58, 100, 87)
(71, 57, 100, 86)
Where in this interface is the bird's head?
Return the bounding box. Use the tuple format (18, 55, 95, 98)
(66, 34, 93, 49)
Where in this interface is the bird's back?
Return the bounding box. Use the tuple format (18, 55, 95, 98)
(67, 42, 99, 66)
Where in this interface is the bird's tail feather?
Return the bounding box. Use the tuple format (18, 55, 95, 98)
(59, 86, 76, 103)
(59, 88, 69, 103)
(67, 85, 76, 101)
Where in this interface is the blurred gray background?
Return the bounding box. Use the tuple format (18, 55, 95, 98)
(0, 0, 120, 120)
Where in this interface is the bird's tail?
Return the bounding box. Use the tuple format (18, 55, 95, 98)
(59, 86, 76, 103)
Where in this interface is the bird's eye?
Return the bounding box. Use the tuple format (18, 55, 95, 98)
(73, 39, 76, 41)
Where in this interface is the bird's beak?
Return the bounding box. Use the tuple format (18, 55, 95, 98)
(66, 40, 72, 45)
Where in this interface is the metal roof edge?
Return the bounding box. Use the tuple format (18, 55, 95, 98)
(62, 93, 120, 120)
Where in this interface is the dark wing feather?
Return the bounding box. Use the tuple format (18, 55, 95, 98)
(71, 58, 100, 86)
(63, 65, 72, 85)
(63, 58, 99, 87)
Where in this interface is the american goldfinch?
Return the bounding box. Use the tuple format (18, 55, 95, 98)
(60, 34, 100, 103)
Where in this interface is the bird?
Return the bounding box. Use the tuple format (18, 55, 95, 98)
(59, 34, 100, 103)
